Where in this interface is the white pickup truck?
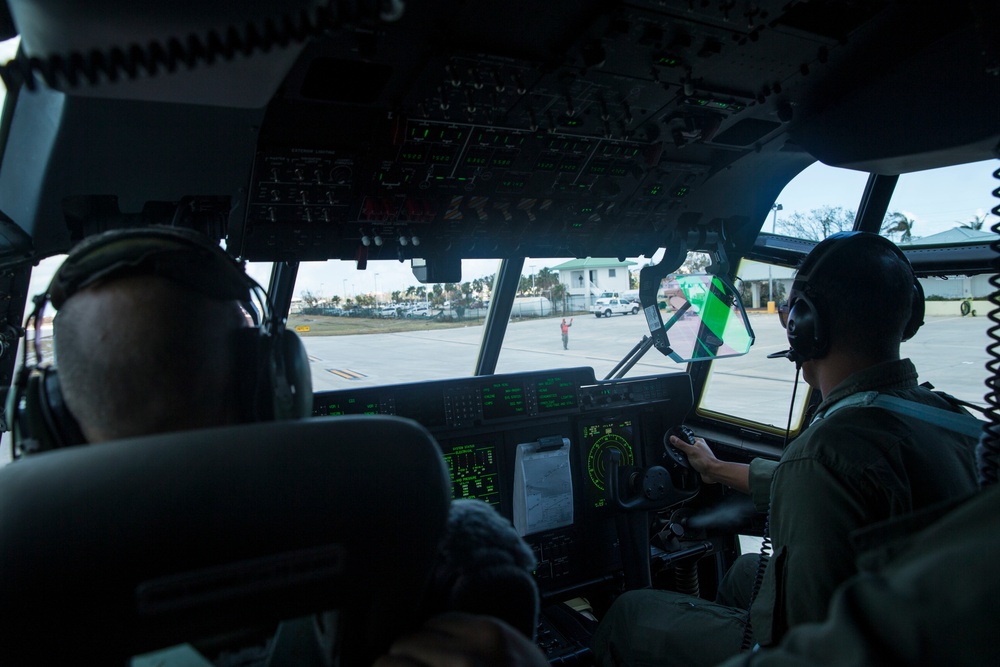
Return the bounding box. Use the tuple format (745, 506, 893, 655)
(591, 297, 640, 318)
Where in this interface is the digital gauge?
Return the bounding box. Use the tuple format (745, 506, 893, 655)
(582, 419, 635, 507)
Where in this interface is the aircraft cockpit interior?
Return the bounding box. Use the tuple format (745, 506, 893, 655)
(0, 0, 996, 664)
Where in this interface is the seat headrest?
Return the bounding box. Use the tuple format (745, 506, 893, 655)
(0, 415, 451, 665)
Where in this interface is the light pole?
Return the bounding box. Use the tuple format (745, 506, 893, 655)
(374, 272, 380, 307)
(769, 203, 783, 308)
(343, 279, 348, 301)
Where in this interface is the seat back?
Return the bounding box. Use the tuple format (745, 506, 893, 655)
(0, 415, 451, 665)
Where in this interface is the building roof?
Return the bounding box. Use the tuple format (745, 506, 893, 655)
(907, 227, 999, 245)
(551, 258, 638, 270)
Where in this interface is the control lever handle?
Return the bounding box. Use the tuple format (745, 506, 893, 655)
(664, 426, 695, 469)
(604, 449, 674, 511)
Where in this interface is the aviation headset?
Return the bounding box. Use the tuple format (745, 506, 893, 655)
(6, 226, 312, 457)
(782, 231, 925, 363)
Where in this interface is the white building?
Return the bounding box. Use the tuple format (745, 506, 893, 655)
(551, 258, 636, 302)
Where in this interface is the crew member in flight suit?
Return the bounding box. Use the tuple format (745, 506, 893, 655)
(591, 232, 983, 666)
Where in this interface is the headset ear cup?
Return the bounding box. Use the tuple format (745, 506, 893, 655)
(39, 368, 86, 449)
(904, 279, 925, 340)
(273, 330, 312, 420)
(235, 327, 269, 422)
(785, 292, 826, 362)
(235, 327, 312, 422)
(16, 367, 85, 454)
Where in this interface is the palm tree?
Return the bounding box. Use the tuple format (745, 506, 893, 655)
(536, 267, 557, 291)
(958, 213, 988, 231)
(882, 211, 914, 243)
(551, 282, 568, 313)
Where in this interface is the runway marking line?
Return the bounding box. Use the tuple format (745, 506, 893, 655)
(327, 368, 367, 379)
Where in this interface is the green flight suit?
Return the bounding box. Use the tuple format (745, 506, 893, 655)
(717, 485, 999, 666)
(591, 359, 980, 667)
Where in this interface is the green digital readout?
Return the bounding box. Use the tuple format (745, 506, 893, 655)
(499, 177, 527, 192)
(535, 377, 577, 412)
(582, 418, 634, 508)
(443, 442, 499, 505)
(322, 394, 380, 416)
(400, 147, 427, 163)
(481, 381, 526, 420)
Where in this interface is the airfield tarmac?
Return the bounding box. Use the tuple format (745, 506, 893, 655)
(1, 311, 992, 466)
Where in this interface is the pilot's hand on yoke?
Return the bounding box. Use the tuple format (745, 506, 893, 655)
(671, 433, 752, 493)
(670, 434, 723, 483)
(372, 612, 550, 667)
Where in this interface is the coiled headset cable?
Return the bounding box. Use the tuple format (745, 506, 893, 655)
(739, 364, 800, 651)
(979, 158, 1000, 488)
(0, 1, 404, 92)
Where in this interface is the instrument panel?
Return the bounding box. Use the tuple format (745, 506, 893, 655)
(229, 0, 863, 262)
(312, 367, 694, 597)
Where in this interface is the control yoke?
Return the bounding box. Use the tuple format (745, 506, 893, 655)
(604, 448, 699, 511)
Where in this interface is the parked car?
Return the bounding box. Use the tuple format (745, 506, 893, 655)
(591, 298, 640, 318)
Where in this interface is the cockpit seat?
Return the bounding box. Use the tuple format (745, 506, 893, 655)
(0, 415, 451, 665)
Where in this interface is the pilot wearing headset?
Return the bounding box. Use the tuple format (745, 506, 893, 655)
(8, 225, 312, 453)
(590, 231, 982, 667)
(10, 226, 542, 666)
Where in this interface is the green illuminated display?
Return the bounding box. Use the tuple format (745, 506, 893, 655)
(444, 442, 499, 505)
(583, 419, 634, 507)
(500, 178, 527, 191)
(323, 395, 380, 416)
(535, 377, 577, 412)
(481, 381, 526, 420)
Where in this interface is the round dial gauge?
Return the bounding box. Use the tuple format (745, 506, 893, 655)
(587, 434, 634, 491)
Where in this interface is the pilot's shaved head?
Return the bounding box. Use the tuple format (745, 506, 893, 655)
(54, 273, 247, 443)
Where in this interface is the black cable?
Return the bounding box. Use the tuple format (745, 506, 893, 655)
(979, 158, 1000, 487)
(0, 2, 402, 92)
(739, 365, 800, 651)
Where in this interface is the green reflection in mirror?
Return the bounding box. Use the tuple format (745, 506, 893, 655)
(653, 274, 755, 363)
